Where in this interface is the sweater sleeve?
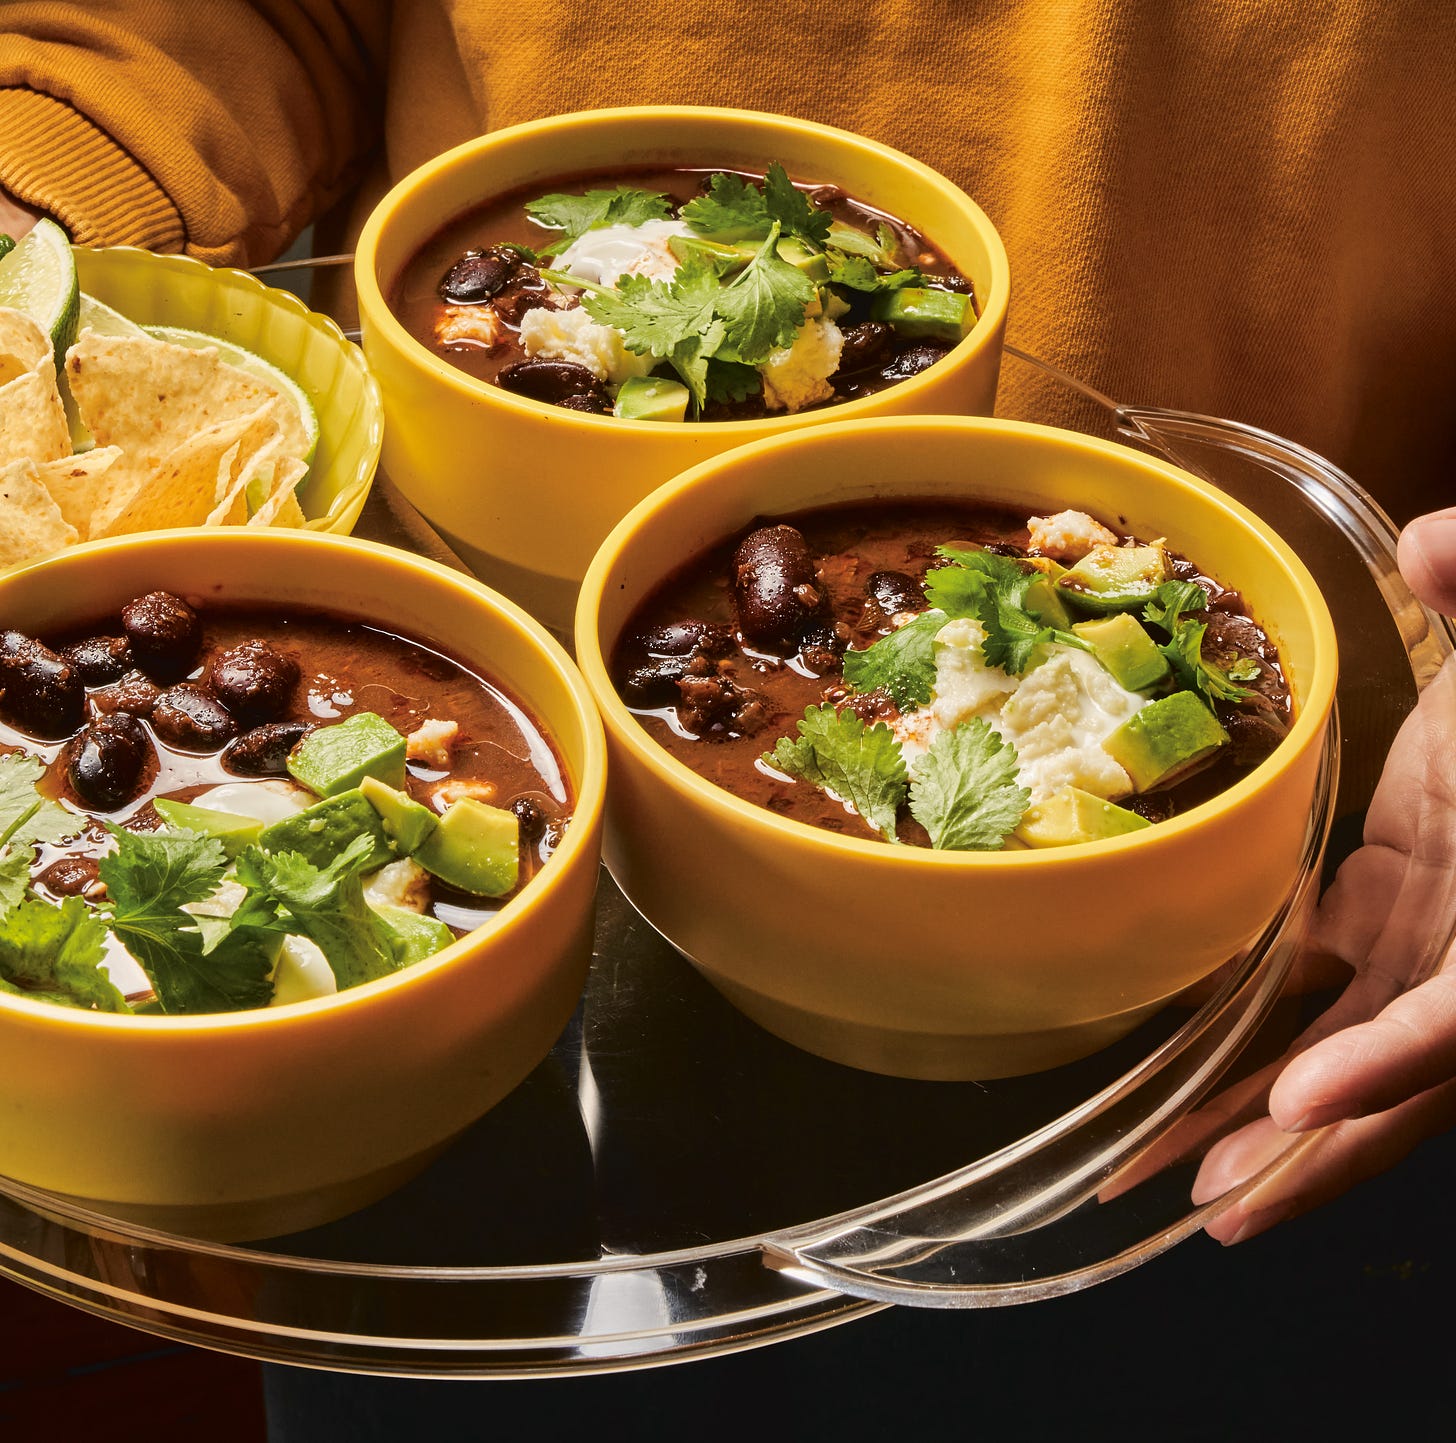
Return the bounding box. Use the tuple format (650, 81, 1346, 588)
(0, 1, 389, 266)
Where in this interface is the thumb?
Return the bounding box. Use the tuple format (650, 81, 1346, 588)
(1398, 507, 1456, 616)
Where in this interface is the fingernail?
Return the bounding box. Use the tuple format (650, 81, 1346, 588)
(1405, 512, 1456, 573)
(1219, 1205, 1293, 1246)
(1280, 1106, 1340, 1132)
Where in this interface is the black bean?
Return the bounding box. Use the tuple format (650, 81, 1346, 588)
(865, 570, 926, 617)
(880, 343, 949, 382)
(61, 635, 133, 685)
(492, 277, 554, 326)
(89, 670, 161, 719)
(837, 321, 895, 373)
(222, 720, 314, 777)
(120, 592, 200, 678)
(799, 618, 849, 675)
(732, 525, 824, 652)
(35, 854, 101, 898)
(510, 796, 547, 843)
(497, 359, 608, 408)
(150, 683, 237, 751)
(438, 247, 520, 302)
(558, 392, 611, 414)
(207, 640, 299, 725)
(618, 620, 736, 707)
(68, 712, 153, 811)
(0, 630, 84, 737)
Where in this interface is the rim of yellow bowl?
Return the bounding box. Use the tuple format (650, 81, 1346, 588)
(576, 414, 1339, 869)
(0, 527, 606, 1034)
(354, 104, 1010, 434)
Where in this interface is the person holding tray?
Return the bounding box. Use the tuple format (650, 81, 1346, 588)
(0, 2, 1453, 1421)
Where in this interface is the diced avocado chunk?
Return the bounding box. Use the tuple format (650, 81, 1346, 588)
(413, 797, 519, 898)
(360, 775, 438, 854)
(1072, 612, 1171, 691)
(1056, 544, 1168, 615)
(614, 375, 690, 423)
(1024, 573, 1074, 629)
(1102, 691, 1229, 791)
(257, 788, 395, 871)
(372, 903, 455, 967)
(869, 286, 971, 343)
(1016, 785, 1153, 848)
(151, 799, 263, 858)
(667, 234, 746, 269)
(287, 711, 406, 797)
(774, 236, 831, 283)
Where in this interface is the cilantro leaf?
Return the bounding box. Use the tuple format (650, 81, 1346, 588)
(1228, 657, 1263, 682)
(704, 356, 762, 405)
(715, 224, 814, 362)
(842, 608, 947, 710)
(0, 895, 129, 1012)
(681, 171, 771, 242)
(0, 845, 30, 916)
(582, 254, 722, 357)
(925, 548, 1087, 676)
(825, 250, 921, 293)
(763, 704, 908, 842)
(234, 836, 401, 991)
(763, 163, 832, 247)
(524, 186, 673, 255)
(1142, 579, 1208, 637)
(1161, 619, 1256, 703)
(99, 825, 273, 1014)
(0, 751, 80, 848)
(908, 720, 1029, 851)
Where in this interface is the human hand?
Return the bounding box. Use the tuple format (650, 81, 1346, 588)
(1190, 506, 1456, 1242)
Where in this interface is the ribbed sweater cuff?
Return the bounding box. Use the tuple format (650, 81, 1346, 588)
(0, 88, 183, 252)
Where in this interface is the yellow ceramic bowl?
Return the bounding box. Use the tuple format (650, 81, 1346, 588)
(356, 106, 1010, 631)
(74, 246, 382, 532)
(0, 529, 604, 1240)
(576, 417, 1338, 1081)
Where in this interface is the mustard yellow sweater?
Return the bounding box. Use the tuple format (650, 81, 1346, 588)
(1, 1, 1451, 522)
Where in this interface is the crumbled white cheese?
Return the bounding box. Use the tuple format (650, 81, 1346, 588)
(893, 618, 1146, 805)
(406, 718, 459, 769)
(553, 219, 693, 287)
(519, 304, 653, 385)
(1027, 509, 1120, 562)
(431, 779, 498, 812)
(363, 858, 431, 914)
(991, 649, 1145, 802)
(759, 317, 845, 413)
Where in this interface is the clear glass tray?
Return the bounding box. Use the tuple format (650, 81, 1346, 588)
(1, 344, 1450, 1378)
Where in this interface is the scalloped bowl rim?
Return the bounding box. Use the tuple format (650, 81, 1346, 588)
(72, 244, 384, 532)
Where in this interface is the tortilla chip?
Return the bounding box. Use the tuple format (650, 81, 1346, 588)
(246, 456, 309, 528)
(0, 458, 79, 565)
(65, 332, 308, 476)
(91, 412, 261, 538)
(34, 446, 124, 536)
(0, 364, 71, 466)
(0, 307, 52, 386)
(204, 442, 250, 524)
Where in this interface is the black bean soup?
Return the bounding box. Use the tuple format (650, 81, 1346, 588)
(612, 500, 1293, 847)
(391, 165, 977, 421)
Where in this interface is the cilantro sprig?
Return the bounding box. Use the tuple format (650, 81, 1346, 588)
(524, 185, 673, 256)
(680, 163, 834, 249)
(761, 705, 1026, 850)
(1141, 581, 1255, 704)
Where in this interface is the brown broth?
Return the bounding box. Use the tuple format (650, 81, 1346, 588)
(4, 607, 573, 938)
(612, 500, 1293, 844)
(391, 165, 974, 419)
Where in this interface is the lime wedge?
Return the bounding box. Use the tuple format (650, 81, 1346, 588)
(0, 218, 79, 355)
(77, 291, 149, 339)
(144, 323, 319, 462)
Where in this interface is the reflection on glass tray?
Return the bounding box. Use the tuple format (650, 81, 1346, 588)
(0, 343, 1450, 1379)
